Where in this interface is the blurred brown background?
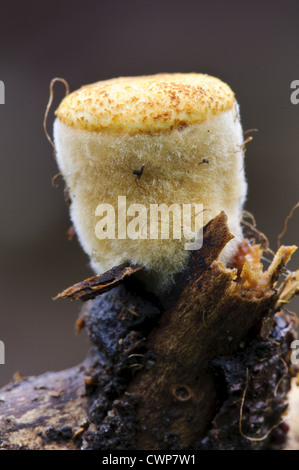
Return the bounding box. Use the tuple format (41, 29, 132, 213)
(0, 0, 298, 387)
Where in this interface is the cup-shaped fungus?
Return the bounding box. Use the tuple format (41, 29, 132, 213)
(54, 73, 247, 290)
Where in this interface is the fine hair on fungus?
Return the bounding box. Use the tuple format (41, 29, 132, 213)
(53, 73, 247, 291)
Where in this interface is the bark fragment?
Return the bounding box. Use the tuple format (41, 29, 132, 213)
(55, 263, 143, 301)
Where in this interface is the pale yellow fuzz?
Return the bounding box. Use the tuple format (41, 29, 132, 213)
(54, 73, 247, 291)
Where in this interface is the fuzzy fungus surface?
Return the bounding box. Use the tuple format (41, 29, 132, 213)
(54, 73, 247, 290)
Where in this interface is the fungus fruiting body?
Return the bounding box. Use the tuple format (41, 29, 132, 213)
(54, 73, 247, 290)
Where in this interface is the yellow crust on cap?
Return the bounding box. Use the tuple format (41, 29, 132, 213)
(55, 73, 235, 133)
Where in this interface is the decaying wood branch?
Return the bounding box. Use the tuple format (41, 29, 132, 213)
(0, 362, 89, 449)
(0, 213, 298, 450)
